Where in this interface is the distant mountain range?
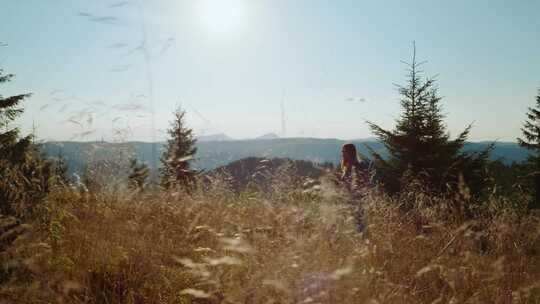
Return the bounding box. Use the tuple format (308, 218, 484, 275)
(41, 138, 532, 175)
(256, 133, 280, 140)
(198, 132, 280, 141)
(198, 133, 234, 142)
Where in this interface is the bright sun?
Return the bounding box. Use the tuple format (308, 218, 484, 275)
(198, 0, 246, 34)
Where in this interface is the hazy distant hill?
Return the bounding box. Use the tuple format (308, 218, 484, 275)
(206, 157, 332, 191)
(198, 133, 234, 142)
(255, 133, 280, 140)
(41, 138, 531, 175)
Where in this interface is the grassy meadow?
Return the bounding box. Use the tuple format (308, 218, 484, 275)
(0, 166, 539, 304)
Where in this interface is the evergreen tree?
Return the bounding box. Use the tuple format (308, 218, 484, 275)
(0, 69, 52, 216)
(0, 70, 31, 161)
(517, 88, 540, 209)
(367, 47, 491, 196)
(160, 107, 197, 189)
(128, 158, 150, 191)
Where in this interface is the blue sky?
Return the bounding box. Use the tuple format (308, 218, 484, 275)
(0, 0, 539, 142)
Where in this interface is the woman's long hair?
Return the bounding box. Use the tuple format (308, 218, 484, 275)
(340, 143, 360, 174)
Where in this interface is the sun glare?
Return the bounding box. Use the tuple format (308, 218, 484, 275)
(198, 0, 246, 34)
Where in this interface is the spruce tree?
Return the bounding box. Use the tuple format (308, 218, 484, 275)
(517, 88, 540, 209)
(0, 70, 32, 161)
(160, 107, 197, 189)
(128, 158, 150, 191)
(0, 69, 52, 216)
(367, 47, 491, 195)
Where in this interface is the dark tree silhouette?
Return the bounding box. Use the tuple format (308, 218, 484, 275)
(367, 47, 491, 196)
(160, 107, 197, 190)
(517, 88, 540, 209)
(0, 69, 52, 216)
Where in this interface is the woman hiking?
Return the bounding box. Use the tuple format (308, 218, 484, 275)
(338, 143, 373, 232)
(339, 143, 373, 191)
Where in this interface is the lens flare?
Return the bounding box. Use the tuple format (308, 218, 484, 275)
(198, 0, 245, 34)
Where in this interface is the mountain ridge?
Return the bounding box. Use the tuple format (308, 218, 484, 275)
(41, 138, 531, 175)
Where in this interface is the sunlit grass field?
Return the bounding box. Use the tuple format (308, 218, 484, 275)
(1, 169, 539, 303)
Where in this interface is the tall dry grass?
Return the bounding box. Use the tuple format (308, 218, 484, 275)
(0, 169, 539, 303)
